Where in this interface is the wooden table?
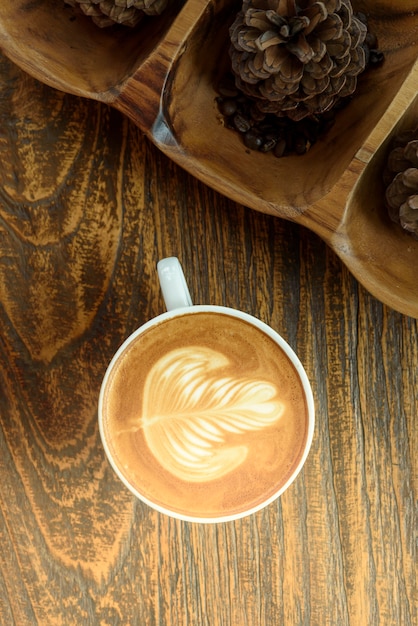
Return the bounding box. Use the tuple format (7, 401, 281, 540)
(0, 50, 416, 626)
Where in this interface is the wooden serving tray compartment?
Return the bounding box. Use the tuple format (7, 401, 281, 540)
(0, 0, 417, 316)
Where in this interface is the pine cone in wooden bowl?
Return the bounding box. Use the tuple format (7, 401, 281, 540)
(64, 0, 171, 28)
(229, 0, 367, 121)
(384, 128, 418, 239)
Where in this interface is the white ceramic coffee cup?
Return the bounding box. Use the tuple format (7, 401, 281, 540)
(98, 257, 315, 523)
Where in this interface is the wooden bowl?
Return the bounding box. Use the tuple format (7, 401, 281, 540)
(1, 0, 418, 316)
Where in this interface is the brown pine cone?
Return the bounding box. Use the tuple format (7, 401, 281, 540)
(229, 0, 367, 121)
(384, 129, 418, 240)
(65, 0, 169, 28)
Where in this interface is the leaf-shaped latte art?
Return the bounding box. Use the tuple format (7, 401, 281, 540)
(127, 347, 285, 482)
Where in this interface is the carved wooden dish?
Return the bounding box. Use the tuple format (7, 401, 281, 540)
(1, 0, 418, 316)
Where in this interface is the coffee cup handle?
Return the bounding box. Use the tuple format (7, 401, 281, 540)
(157, 257, 193, 311)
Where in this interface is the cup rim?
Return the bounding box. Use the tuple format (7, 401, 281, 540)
(98, 305, 315, 523)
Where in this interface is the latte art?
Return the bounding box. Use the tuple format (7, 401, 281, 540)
(122, 347, 284, 482)
(100, 310, 311, 520)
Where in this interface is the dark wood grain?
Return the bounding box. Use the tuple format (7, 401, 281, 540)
(0, 52, 416, 626)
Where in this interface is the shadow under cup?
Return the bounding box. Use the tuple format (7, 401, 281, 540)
(98, 306, 315, 523)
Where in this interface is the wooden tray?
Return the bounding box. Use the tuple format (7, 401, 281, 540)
(1, 0, 418, 317)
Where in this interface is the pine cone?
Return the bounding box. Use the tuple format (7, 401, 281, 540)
(229, 0, 367, 121)
(65, 0, 169, 28)
(384, 129, 418, 240)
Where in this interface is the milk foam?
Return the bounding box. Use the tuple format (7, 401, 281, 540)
(122, 346, 285, 482)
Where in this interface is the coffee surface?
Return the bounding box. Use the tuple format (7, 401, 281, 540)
(102, 311, 309, 519)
